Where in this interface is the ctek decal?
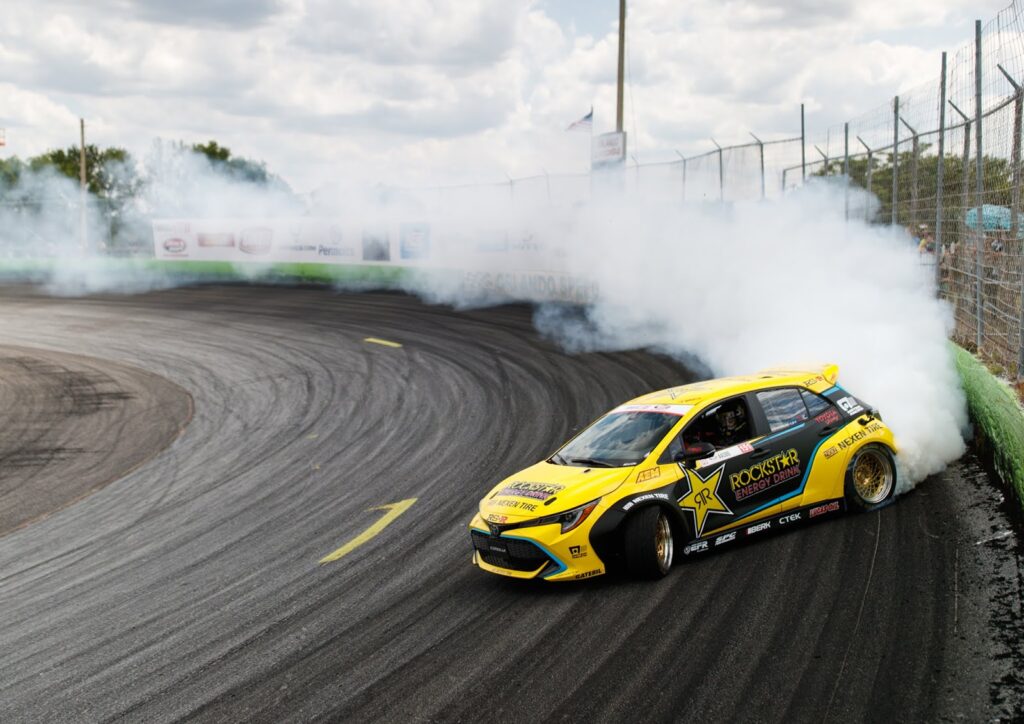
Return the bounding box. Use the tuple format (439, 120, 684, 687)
(677, 464, 733, 537)
(836, 396, 865, 416)
(729, 449, 801, 501)
(779, 512, 802, 525)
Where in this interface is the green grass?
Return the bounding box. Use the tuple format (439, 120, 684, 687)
(954, 343, 1024, 508)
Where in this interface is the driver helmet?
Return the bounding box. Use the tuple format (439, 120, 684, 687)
(716, 404, 745, 435)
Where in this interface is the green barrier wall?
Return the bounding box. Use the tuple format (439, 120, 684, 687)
(954, 344, 1024, 507)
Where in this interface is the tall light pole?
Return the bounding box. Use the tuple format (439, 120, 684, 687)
(616, 0, 626, 134)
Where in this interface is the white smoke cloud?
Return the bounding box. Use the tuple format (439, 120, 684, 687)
(0, 151, 967, 487)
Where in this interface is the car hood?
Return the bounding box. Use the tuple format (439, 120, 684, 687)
(478, 461, 633, 522)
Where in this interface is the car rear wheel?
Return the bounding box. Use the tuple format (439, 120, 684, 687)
(623, 507, 674, 579)
(845, 444, 896, 511)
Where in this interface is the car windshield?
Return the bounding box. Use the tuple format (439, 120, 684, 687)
(552, 412, 679, 467)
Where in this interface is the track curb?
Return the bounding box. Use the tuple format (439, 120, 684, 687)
(953, 343, 1024, 511)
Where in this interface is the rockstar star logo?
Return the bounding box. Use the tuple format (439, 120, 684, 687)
(677, 464, 733, 537)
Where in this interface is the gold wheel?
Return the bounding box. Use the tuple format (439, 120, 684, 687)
(852, 447, 894, 505)
(654, 513, 673, 573)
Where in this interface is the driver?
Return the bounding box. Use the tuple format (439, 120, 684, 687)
(713, 400, 747, 447)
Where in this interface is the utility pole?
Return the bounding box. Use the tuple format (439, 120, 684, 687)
(79, 118, 87, 251)
(616, 0, 626, 134)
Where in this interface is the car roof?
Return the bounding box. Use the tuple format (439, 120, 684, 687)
(627, 364, 840, 410)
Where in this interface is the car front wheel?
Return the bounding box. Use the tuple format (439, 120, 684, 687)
(623, 507, 674, 579)
(845, 444, 896, 511)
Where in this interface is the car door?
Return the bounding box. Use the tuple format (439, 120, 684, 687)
(735, 387, 829, 516)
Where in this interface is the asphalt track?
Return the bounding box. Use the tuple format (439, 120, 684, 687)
(0, 285, 1020, 723)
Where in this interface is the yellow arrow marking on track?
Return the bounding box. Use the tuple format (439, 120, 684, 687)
(364, 337, 402, 348)
(319, 498, 418, 565)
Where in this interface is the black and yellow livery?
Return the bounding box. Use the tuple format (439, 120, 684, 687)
(468, 364, 897, 581)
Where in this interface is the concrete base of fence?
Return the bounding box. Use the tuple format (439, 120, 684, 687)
(954, 343, 1024, 509)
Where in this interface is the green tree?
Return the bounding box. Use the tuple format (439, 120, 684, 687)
(28, 145, 141, 203)
(191, 139, 290, 190)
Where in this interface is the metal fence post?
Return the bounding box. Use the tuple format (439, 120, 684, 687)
(711, 138, 724, 202)
(857, 136, 873, 222)
(935, 52, 947, 294)
(974, 19, 984, 351)
(800, 103, 806, 182)
(892, 95, 900, 227)
(997, 64, 1022, 239)
(844, 122, 850, 221)
(750, 133, 765, 200)
(900, 118, 920, 227)
(675, 151, 687, 203)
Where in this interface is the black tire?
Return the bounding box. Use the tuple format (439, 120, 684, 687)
(623, 507, 674, 579)
(844, 444, 897, 512)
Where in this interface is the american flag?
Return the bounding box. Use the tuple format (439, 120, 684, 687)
(567, 107, 593, 132)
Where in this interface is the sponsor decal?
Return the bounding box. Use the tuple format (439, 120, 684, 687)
(613, 403, 693, 416)
(677, 464, 733, 537)
(747, 520, 771, 535)
(714, 531, 737, 546)
(809, 500, 841, 518)
(489, 542, 508, 554)
(495, 481, 564, 501)
(362, 230, 391, 261)
(729, 449, 801, 501)
(318, 244, 353, 257)
(836, 396, 865, 416)
(400, 222, 431, 260)
(569, 545, 588, 559)
(814, 408, 842, 426)
(636, 468, 661, 484)
(239, 228, 273, 255)
(779, 512, 802, 525)
(485, 514, 508, 524)
(802, 374, 826, 387)
(696, 441, 755, 469)
(823, 445, 839, 459)
(196, 232, 235, 248)
(836, 422, 884, 454)
(622, 492, 669, 512)
(280, 243, 317, 253)
(492, 499, 537, 512)
(162, 237, 187, 254)
(684, 540, 709, 555)
(574, 569, 602, 580)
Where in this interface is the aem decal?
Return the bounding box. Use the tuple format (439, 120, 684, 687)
(636, 468, 661, 484)
(729, 449, 801, 501)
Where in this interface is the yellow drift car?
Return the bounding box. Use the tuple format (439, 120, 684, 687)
(469, 364, 897, 581)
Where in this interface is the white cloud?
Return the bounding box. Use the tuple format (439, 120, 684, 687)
(0, 0, 1007, 191)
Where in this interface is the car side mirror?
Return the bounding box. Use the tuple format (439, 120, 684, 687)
(674, 441, 716, 468)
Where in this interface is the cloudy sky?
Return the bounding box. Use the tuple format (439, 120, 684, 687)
(0, 0, 1000, 192)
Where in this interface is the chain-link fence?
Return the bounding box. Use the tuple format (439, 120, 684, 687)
(810, 0, 1024, 381)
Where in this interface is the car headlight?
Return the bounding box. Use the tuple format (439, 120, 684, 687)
(532, 499, 601, 534)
